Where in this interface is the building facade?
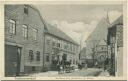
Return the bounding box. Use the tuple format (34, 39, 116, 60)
(95, 40, 108, 68)
(5, 5, 45, 76)
(43, 23, 79, 70)
(107, 15, 123, 76)
(79, 47, 86, 63)
(84, 17, 108, 67)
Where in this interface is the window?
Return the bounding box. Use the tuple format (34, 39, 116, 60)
(60, 41, 63, 48)
(73, 45, 75, 51)
(24, 5, 28, 14)
(101, 47, 104, 50)
(52, 41, 56, 46)
(22, 25, 28, 38)
(32, 66, 36, 71)
(56, 43, 60, 47)
(67, 43, 70, 50)
(71, 44, 73, 51)
(70, 59, 72, 64)
(46, 39, 50, 45)
(9, 19, 16, 34)
(73, 59, 75, 64)
(70, 44, 72, 51)
(76, 61, 78, 65)
(62, 54, 67, 60)
(36, 51, 40, 61)
(46, 55, 49, 62)
(64, 43, 68, 50)
(33, 28, 38, 40)
(29, 50, 34, 61)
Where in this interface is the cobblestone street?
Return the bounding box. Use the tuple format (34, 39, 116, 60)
(98, 70, 110, 77)
(25, 68, 104, 77)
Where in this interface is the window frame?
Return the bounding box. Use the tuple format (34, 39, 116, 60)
(56, 43, 60, 47)
(46, 55, 49, 62)
(9, 19, 16, 34)
(46, 39, 51, 45)
(29, 50, 34, 61)
(36, 51, 40, 61)
(33, 28, 38, 40)
(22, 24, 28, 38)
(24, 5, 28, 15)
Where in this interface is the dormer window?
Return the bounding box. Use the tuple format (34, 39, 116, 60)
(24, 5, 28, 15)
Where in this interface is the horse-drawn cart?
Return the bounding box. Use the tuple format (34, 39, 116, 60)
(58, 65, 75, 74)
(65, 66, 75, 73)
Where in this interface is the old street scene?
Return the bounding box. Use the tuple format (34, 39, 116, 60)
(5, 4, 123, 77)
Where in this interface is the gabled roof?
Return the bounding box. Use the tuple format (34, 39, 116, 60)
(30, 5, 78, 45)
(44, 23, 79, 45)
(109, 15, 123, 28)
(86, 17, 108, 43)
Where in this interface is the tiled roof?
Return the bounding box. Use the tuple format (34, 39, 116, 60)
(31, 5, 78, 45)
(44, 23, 79, 45)
(109, 15, 123, 28)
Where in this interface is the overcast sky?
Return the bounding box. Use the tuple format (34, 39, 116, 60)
(36, 4, 123, 47)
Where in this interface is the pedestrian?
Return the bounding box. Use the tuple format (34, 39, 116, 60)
(58, 64, 63, 74)
(85, 63, 88, 69)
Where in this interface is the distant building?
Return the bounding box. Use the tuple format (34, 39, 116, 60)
(79, 47, 86, 63)
(107, 15, 123, 76)
(43, 23, 80, 70)
(95, 40, 108, 68)
(85, 17, 108, 67)
(5, 5, 45, 76)
(79, 47, 86, 60)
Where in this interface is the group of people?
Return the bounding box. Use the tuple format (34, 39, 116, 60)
(55, 60, 73, 74)
(78, 62, 88, 70)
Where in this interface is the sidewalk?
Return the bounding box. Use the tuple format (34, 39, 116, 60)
(23, 68, 102, 77)
(55, 68, 102, 77)
(27, 71, 58, 77)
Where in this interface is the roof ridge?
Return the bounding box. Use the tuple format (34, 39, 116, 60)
(45, 22, 79, 45)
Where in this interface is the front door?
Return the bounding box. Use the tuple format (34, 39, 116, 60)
(51, 54, 58, 70)
(5, 45, 21, 76)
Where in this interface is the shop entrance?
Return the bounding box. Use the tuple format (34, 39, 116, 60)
(5, 45, 21, 76)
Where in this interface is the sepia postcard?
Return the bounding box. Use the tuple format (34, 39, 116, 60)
(0, 0, 127, 80)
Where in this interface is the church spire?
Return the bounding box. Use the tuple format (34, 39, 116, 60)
(106, 11, 110, 25)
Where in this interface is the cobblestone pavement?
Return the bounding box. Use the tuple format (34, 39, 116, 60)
(25, 68, 102, 77)
(98, 70, 110, 77)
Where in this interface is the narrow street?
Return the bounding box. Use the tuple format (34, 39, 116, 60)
(25, 68, 104, 77)
(4, 4, 123, 77)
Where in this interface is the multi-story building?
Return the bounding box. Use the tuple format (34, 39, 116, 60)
(95, 40, 108, 68)
(79, 47, 86, 62)
(43, 23, 79, 70)
(5, 5, 45, 76)
(84, 17, 108, 67)
(107, 15, 123, 76)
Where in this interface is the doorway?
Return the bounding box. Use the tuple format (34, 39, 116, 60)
(5, 45, 21, 76)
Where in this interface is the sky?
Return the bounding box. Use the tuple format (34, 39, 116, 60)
(36, 4, 123, 47)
